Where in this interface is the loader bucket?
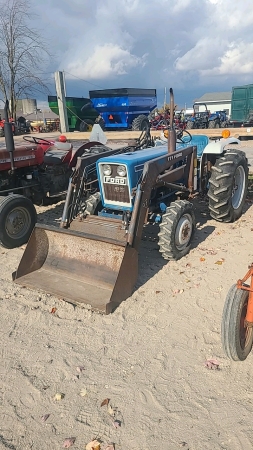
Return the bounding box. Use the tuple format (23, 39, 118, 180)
(13, 222, 138, 314)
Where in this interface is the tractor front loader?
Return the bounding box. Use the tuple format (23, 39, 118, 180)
(13, 89, 198, 313)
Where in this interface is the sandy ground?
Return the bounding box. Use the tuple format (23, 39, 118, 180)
(1, 141, 253, 449)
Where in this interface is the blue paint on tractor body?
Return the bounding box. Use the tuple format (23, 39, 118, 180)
(96, 135, 209, 212)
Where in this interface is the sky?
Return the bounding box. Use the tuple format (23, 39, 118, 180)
(30, 0, 253, 108)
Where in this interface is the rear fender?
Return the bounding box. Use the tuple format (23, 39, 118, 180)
(202, 137, 241, 155)
(199, 136, 241, 191)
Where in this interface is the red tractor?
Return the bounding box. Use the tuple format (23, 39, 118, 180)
(0, 136, 84, 248)
(0, 101, 101, 248)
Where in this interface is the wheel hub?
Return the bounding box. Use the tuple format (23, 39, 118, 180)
(5, 207, 31, 238)
(232, 165, 245, 210)
(175, 214, 193, 249)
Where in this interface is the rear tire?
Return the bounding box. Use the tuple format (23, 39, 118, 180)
(208, 149, 248, 222)
(158, 200, 195, 260)
(0, 194, 37, 248)
(132, 115, 150, 131)
(80, 119, 93, 132)
(221, 284, 253, 361)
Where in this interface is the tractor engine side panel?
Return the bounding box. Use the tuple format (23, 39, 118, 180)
(0, 165, 39, 193)
(39, 164, 71, 196)
(0, 144, 44, 171)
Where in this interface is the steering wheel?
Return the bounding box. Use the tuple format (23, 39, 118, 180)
(176, 128, 192, 144)
(23, 136, 52, 145)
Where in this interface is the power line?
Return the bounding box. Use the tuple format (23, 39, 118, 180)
(63, 71, 104, 89)
(33, 70, 105, 96)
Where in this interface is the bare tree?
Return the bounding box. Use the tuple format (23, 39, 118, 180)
(0, 0, 50, 118)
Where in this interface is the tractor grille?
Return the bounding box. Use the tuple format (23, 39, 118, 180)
(103, 183, 130, 203)
(99, 163, 131, 205)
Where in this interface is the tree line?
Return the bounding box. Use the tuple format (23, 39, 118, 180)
(0, 0, 50, 118)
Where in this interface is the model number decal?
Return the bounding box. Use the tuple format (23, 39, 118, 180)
(104, 176, 126, 185)
(168, 152, 183, 161)
(0, 155, 36, 164)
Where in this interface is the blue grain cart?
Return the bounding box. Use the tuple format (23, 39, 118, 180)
(89, 88, 157, 131)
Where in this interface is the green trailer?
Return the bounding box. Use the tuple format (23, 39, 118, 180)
(48, 96, 100, 132)
(231, 84, 253, 126)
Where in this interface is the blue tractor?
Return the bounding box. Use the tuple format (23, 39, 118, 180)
(186, 103, 210, 130)
(208, 110, 230, 128)
(89, 88, 157, 131)
(14, 89, 248, 314)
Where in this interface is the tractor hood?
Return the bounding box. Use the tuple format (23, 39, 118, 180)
(96, 145, 168, 211)
(96, 145, 168, 198)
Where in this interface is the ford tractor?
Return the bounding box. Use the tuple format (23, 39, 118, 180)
(13, 89, 249, 314)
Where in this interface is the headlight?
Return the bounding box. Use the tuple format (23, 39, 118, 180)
(103, 164, 112, 176)
(117, 165, 126, 177)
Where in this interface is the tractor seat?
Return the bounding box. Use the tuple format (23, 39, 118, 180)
(181, 135, 209, 158)
(53, 142, 72, 151)
(44, 149, 70, 165)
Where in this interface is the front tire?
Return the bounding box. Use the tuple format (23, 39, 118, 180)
(208, 120, 215, 129)
(221, 284, 253, 361)
(158, 200, 195, 260)
(186, 121, 194, 130)
(0, 195, 37, 248)
(85, 192, 102, 216)
(208, 149, 248, 222)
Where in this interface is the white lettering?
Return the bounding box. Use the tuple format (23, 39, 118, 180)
(104, 176, 126, 185)
(168, 152, 183, 161)
(0, 155, 36, 164)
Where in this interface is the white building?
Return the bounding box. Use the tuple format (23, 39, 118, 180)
(194, 92, 232, 116)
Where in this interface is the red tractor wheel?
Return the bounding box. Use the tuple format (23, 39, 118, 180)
(0, 195, 37, 248)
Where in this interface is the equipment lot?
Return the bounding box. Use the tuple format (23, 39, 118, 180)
(1, 131, 253, 449)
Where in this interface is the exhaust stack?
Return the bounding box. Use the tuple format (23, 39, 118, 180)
(168, 88, 176, 154)
(4, 100, 15, 171)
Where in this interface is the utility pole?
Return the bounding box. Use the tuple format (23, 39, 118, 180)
(54, 71, 69, 133)
(63, 70, 67, 97)
(164, 87, 167, 111)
